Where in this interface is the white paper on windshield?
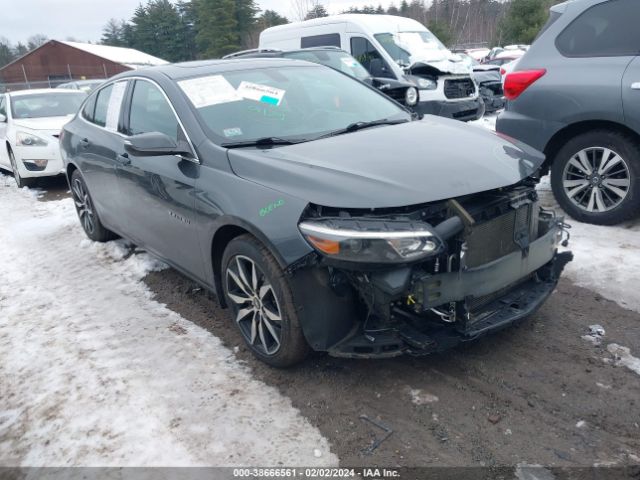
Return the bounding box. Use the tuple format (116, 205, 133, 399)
(237, 81, 286, 107)
(340, 57, 359, 68)
(105, 81, 127, 132)
(178, 75, 242, 108)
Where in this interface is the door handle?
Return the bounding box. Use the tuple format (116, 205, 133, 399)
(632, 82, 640, 90)
(116, 153, 131, 166)
(79, 138, 90, 148)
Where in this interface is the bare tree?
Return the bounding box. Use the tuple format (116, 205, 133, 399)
(290, 0, 325, 21)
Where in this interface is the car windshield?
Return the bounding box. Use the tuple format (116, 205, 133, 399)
(375, 31, 450, 67)
(10, 93, 86, 119)
(282, 50, 371, 82)
(180, 65, 409, 145)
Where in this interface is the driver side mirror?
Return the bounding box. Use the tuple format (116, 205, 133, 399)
(125, 132, 193, 158)
(0, 114, 6, 123)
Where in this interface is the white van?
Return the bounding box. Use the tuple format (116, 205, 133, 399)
(259, 14, 484, 122)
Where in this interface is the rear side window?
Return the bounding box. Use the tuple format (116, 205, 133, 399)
(351, 37, 394, 79)
(535, 11, 562, 41)
(93, 84, 113, 127)
(128, 80, 180, 141)
(301, 34, 341, 48)
(0, 96, 6, 117)
(556, 0, 640, 57)
(81, 94, 97, 122)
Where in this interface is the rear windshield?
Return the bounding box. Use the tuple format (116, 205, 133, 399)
(10, 93, 86, 119)
(178, 65, 407, 145)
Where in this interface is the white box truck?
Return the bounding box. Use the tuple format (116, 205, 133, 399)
(259, 14, 484, 122)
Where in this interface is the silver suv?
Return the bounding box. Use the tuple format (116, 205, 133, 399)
(497, 0, 640, 225)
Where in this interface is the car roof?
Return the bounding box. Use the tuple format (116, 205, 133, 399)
(263, 14, 427, 36)
(225, 47, 348, 59)
(113, 58, 320, 82)
(8, 88, 87, 97)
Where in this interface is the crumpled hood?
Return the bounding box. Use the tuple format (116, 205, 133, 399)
(410, 59, 471, 76)
(228, 118, 544, 209)
(12, 115, 73, 131)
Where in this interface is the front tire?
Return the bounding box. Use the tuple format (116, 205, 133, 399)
(9, 148, 36, 189)
(222, 234, 310, 367)
(70, 169, 117, 242)
(550, 130, 640, 225)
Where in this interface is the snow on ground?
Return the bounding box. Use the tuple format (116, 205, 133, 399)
(0, 174, 337, 467)
(474, 113, 640, 313)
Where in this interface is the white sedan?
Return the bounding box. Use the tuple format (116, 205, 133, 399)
(0, 89, 86, 187)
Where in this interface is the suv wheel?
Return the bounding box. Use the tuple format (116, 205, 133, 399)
(550, 130, 640, 225)
(9, 148, 36, 189)
(222, 234, 310, 367)
(70, 169, 118, 242)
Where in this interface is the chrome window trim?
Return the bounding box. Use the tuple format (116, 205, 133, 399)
(77, 76, 200, 164)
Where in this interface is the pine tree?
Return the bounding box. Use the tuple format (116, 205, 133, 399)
(101, 19, 126, 47)
(258, 9, 288, 28)
(0, 38, 14, 68)
(195, 0, 240, 58)
(235, 0, 260, 48)
(499, 0, 554, 44)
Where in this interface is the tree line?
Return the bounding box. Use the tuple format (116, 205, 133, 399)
(0, 0, 560, 69)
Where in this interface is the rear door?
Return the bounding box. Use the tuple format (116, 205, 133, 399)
(622, 56, 640, 135)
(71, 81, 129, 231)
(116, 78, 204, 280)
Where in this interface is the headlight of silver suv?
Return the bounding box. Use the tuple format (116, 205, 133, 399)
(16, 132, 48, 147)
(299, 219, 443, 264)
(417, 78, 437, 90)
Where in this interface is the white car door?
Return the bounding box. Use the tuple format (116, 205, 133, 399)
(0, 94, 9, 168)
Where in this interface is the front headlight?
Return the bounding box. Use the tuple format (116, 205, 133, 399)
(299, 219, 443, 264)
(405, 87, 418, 106)
(16, 131, 48, 147)
(417, 78, 437, 90)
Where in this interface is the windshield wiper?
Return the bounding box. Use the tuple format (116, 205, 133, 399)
(221, 137, 306, 149)
(319, 119, 410, 139)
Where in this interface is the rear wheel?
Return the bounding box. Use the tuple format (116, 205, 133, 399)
(70, 169, 117, 242)
(551, 130, 640, 225)
(9, 148, 36, 189)
(222, 234, 310, 367)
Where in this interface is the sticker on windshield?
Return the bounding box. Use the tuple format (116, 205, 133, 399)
(237, 82, 285, 106)
(105, 81, 127, 132)
(340, 57, 359, 68)
(223, 127, 243, 138)
(178, 75, 242, 108)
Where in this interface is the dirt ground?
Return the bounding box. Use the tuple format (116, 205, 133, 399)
(35, 177, 640, 470)
(144, 269, 640, 469)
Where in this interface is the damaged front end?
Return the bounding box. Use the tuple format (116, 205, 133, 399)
(290, 181, 572, 358)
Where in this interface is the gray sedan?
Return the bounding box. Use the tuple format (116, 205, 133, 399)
(60, 58, 571, 366)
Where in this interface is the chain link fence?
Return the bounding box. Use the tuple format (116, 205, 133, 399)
(0, 65, 118, 93)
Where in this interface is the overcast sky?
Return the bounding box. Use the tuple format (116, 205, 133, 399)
(1, 0, 397, 44)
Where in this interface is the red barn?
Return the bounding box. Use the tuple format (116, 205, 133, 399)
(0, 40, 168, 91)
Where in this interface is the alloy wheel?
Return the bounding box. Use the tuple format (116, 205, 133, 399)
(71, 178, 96, 235)
(9, 150, 22, 186)
(226, 255, 283, 355)
(562, 147, 631, 213)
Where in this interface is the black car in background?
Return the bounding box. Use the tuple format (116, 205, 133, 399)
(224, 47, 422, 113)
(61, 58, 571, 366)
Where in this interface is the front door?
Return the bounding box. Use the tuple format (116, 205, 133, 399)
(622, 56, 640, 135)
(115, 79, 205, 281)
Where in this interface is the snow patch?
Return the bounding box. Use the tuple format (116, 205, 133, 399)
(582, 324, 606, 345)
(407, 388, 439, 405)
(0, 178, 336, 467)
(607, 344, 640, 377)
